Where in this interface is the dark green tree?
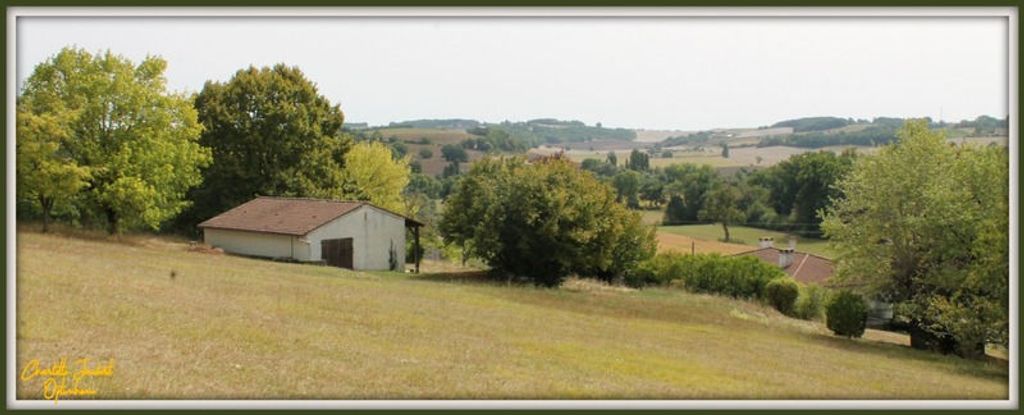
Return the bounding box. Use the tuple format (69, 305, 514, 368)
(627, 149, 650, 171)
(440, 156, 655, 286)
(662, 164, 719, 224)
(441, 144, 469, 163)
(698, 181, 746, 242)
(180, 64, 351, 230)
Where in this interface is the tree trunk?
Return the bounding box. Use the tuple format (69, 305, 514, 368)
(39, 197, 53, 233)
(105, 208, 119, 235)
(722, 223, 731, 242)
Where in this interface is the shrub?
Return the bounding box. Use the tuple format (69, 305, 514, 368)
(826, 290, 868, 338)
(439, 156, 656, 287)
(418, 148, 433, 159)
(629, 252, 785, 299)
(793, 284, 830, 320)
(764, 278, 800, 315)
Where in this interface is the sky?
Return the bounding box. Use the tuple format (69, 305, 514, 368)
(16, 16, 1009, 131)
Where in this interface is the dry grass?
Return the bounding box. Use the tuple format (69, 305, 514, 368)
(15, 230, 1007, 400)
(660, 224, 836, 259)
(656, 232, 753, 256)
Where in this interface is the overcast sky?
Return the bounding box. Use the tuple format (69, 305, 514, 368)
(16, 16, 1008, 130)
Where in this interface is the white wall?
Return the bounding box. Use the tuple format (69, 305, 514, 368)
(203, 228, 309, 260)
(305, 205, 407, 271)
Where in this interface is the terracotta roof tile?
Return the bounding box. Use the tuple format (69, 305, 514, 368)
(734, 247, 834, 285)
(197, 197, 365, 236)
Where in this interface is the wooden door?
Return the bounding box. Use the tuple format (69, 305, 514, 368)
(321, 238, 354, 269)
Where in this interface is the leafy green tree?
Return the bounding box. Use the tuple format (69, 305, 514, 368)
(639, 175, 665, 208)
(580, 158, 618, 177)
(390, 142, 408, 159)
(698, 182, 746, 242)
(442, 162, 461, 178)
(606, 151, 618, 167)
(612, 170, 642, 209)
(441, 144, 469, 163)
(341, 141, 411, 214)
(662, 163, 719, 224)
(750, 150, 855, 234)
(721, 143, 730, 159)
(626, 149, 650, 171)
(821, 120, 1008, 357)
(181, 64, 350, 230)
(19, 47, 210, 234)
(15, 109, 91, 232)
(440, 156, 655, 286)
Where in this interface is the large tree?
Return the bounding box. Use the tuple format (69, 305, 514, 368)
(698, 182, 746, 242)
(15, 109, 91, 232)
(821, 120, 1008, 358)
(340, 141, 411, 214)
(750, 150, 855, 234)
(181, 64, 351, 228)
(18, 47, 210, 233)
(440, 155, 655, 286)
(662, 163, 719, 224)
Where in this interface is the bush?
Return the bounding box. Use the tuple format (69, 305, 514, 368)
(439, 156, 656, 287)
(629, 253, 785, 299)
(764, 278, 800, 315)
(793, 284, 829, 320)
(826, 290, 868, 338)
(418, 148, 433, 159)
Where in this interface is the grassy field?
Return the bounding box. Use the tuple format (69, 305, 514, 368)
(16, 230, 1007, 399)
(659, 224, 836, 258)
(656, 232, 752, 256)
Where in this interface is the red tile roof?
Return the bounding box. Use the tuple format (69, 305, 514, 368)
(734, 247, 834, 285)
(198, 197, 421, 236)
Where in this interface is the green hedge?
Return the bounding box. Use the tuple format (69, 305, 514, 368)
(794, 284, 830, 321)
(628, 253, 787, 299)
(765, 278, 800, 315)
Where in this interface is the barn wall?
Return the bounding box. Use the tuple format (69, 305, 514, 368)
(203, 228, 307, 260)
(306, 205, 407, 270)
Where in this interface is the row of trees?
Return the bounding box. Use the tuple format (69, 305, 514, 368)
(579, 149, 855, 241)
(18, 47, 412, 234)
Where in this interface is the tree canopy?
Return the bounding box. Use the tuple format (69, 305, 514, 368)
(18, 47, 210, 233)
(180, 64, 351, 229)
(439, 155, 655, 286)
(340, 141, 411, 214)
(821, 120, 1008, 357)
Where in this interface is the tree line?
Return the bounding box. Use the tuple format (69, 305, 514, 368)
(17, 47, 412, 235)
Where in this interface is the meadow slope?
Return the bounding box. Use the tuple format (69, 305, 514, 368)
(15, 231, 1007, 399)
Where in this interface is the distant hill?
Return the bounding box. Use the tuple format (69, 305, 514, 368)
(389, 119, 482, 129)
(771, 116, 852, 132)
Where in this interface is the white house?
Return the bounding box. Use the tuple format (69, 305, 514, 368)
(198, 197, 423, 272)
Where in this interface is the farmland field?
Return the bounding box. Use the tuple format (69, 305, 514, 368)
(15, 230, 1007, 399)
(659, 224, 836, 258)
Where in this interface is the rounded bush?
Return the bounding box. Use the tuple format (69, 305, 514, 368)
(826, 290, 868, 338)
(764, 278, 800, 315)
(793, 284, 829, 321)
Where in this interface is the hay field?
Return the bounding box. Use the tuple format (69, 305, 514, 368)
(15, 230, 1007, 400)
